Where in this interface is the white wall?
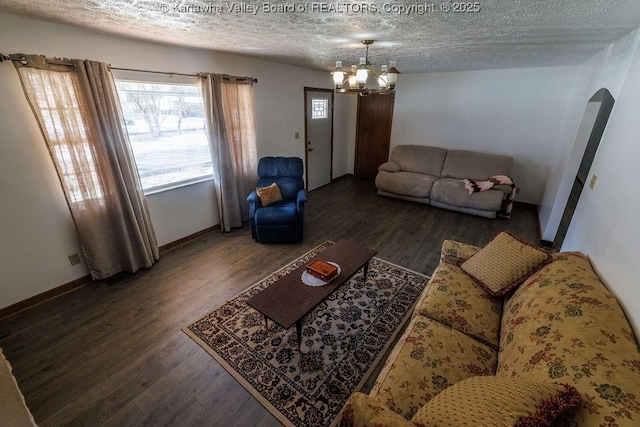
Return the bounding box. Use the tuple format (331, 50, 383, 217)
(0, 13, 350, 309)
(539, 30, 639, 242)
(560, 28, 640, 333)
(145, 182, 218, 246)
(390, 67, 578, 204)
(0, 63, 87, 307)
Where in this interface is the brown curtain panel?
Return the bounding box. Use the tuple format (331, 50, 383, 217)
(200, 74, 258, 232)
(13, 55, 159, 279)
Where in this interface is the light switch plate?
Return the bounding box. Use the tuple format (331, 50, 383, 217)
(589, 174, 598, 189)
(294, 132, 300, 139)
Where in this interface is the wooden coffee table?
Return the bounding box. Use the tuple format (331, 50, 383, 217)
(246, 240, 377, 351)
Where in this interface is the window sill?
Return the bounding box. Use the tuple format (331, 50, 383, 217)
(143, 176, 214, 196)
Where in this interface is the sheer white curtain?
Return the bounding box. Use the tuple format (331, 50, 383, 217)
(13, 55, 158, 279)
(200, 74, 258, 232)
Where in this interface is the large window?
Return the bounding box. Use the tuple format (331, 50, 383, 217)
(115, 78, 212, 194)
(21, 68, 107, 206)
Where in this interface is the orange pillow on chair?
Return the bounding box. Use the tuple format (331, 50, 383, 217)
(256, 183, 283, 206)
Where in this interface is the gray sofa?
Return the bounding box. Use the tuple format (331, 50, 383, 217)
(375, 145, 515, 218)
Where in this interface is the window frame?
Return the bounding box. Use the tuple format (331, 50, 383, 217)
(311, 98, 329, 119)
(113, 71, 213, 195)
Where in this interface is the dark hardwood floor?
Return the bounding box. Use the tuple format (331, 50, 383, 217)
(0, 176, 540, 426)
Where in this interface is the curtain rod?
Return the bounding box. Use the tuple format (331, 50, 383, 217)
(110, 66, 258, 83)
(0, 54, 257, 83)
(0, 53, 75, 67)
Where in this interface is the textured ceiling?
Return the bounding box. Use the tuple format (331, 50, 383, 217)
(1, 0, 640, 73)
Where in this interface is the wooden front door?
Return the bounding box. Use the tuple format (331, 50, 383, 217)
(354, 93, 395, 180)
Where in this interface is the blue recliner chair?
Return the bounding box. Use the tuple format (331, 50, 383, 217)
(247, 157, 308, 244)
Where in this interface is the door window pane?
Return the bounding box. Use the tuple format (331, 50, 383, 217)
(312, 98, 328, 119)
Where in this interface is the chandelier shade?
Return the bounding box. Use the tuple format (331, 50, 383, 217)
(331, 60, 345, 87)
(331, 40, 400, 95)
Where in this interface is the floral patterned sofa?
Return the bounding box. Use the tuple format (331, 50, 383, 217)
(340, 237, 640, 426)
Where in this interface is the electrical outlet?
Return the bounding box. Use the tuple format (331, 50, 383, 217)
(589, 174, 598, 189)
(68, 253, 81, 266)
(294, 132, 300, 139)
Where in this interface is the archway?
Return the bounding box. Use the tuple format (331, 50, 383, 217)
(553, 88, 615, 249)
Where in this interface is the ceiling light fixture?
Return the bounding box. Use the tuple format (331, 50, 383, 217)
(331, 40, 400, 95)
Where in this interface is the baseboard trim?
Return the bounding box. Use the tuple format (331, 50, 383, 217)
(535, 204, 547, 247)
(159, 225, 218, 253)
(0, 225, 220, 320)
(0, 274, 93, 320)
(332, 173, 354, 182)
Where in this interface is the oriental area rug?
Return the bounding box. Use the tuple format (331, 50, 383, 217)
(183, 241, 429, 427)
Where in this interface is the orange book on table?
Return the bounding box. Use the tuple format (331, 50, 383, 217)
(306, 259, 339, 281)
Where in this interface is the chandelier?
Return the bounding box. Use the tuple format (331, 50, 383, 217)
(331, 40, 400, 95)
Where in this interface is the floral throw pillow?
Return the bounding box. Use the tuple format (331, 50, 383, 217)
(460, 231, 551, 296)
(411, 376, 581, 427)
(256, 182, 282, 206)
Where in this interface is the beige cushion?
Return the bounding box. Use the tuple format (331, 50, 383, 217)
(256, 182, 282, 206)
(411, 376, 581, 427)
(389, 145, 448, 177)
(440, 149, 514, 181)
(340, 392, 416, 427)
(461, 232, 551, 296)
(378, 161, 401, 173)
(415, 262, 502, 349)
(369, 315, 497, 419)
(430, 178, 505, 212)
(375, 171, 438, 198)
(440, 240, 480, 265)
